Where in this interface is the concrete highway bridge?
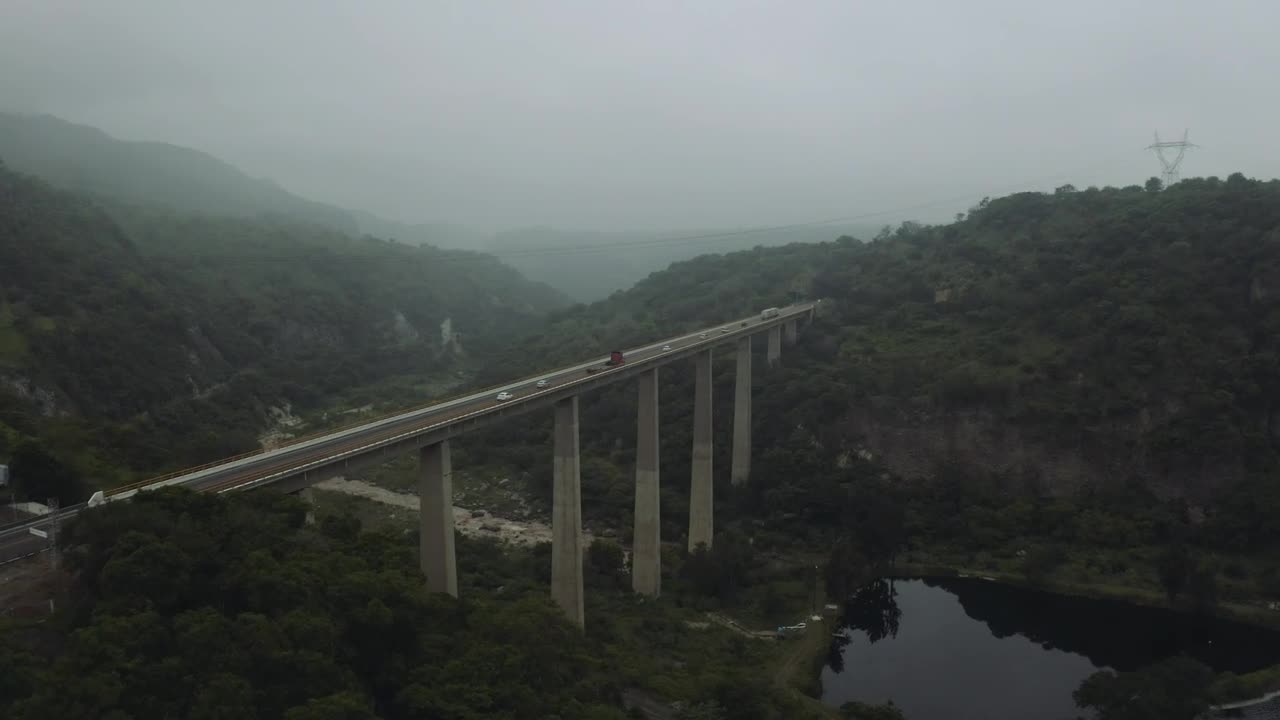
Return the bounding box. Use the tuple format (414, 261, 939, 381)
(0, 302, 817, 627)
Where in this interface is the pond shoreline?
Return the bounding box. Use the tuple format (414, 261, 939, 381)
(816, 575, 1280, 720)
(802, 565, 1280, 711)
(886, 561, 1280, 631)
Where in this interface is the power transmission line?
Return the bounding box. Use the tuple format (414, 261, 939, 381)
(1147, 130, 1197, 188)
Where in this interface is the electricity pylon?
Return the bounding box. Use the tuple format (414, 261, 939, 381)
(1147, 130, 1196, 188)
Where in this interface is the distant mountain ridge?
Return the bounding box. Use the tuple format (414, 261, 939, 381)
(486, 222, 884, 302)
(0, 111, 359, 232)
(484, 176, 1280, 506)
(349, 209, 490, 250)
(0, 161, 568, 484)
(0, 111, 884, 300)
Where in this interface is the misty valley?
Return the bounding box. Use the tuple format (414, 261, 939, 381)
(3, 4, 1280, 719)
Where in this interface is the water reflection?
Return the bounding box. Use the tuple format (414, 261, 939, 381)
(822, 578, 1280, 720)
(928, 577, 1280, 674)
(827, 579, 902, 673)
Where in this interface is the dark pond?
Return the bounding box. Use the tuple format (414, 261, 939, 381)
(820, 578, 1280, 720)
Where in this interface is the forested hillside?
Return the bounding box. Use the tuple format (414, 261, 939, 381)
(0, 487, 837, 720)
(471, 175, 1280, 576)
(0, 164, 567, 494)
(0, 489, 623, 719)
(0, 112, 357, 232)
(488, 223, 881, 302)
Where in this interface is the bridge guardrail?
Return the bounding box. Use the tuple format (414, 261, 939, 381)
(104, 351, 621, 496)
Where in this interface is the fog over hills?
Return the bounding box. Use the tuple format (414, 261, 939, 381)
(0, 111, 888, 299)
(8, 3, 1275, 262)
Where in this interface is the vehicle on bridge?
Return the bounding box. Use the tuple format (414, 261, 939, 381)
(536, 379, 549, 388)
(760, 307, 780, 319)
(496, 391, 514, 401)
(586, 350, 625, 374)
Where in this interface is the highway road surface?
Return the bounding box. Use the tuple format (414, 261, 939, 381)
(0, 303, 814, 564)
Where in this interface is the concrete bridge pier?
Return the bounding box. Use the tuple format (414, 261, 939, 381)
(688, 349, 714, 551)
(419, 440, 458, 597)
(767, 326, 782, 367)
(632, 368, 661, 596)
(552, 396, 586, 627)
(784, 318, 798, 346)
(731, 336, 752, 486)
(297, 487, 317, 525)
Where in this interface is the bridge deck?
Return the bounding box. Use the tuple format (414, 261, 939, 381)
(0, 303, 815, 562)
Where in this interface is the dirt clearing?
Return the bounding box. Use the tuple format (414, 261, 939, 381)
(314, 477, 595, 547)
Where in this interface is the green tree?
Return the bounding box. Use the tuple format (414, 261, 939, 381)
(846, 480, 906, 571)
(97, 533, 194, 613)
(840, 700, 907, 720)
(1187, 564, 1219, 612)
(1021, 544, 1067, 587)
(189, 674, 258, 720)
(824, 539, 866, 603)
(8, 439, 84, 505)
(320, 512, 361, 542)
(283, 692, 380, 720)
(677, 701, 728, 720)
(1157, 543, 1192, 603)
(680, 533, 756, 604)
(1073, 655, 1213, 720)
(588, 538, 625, 575)
(3, 488, 629, 720)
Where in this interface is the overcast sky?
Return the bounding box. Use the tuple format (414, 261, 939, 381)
(1, 1, 1277, 232)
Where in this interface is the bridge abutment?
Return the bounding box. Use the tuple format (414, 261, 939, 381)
(632, 368, 661, 596)
(552, 396, 586, 627)
(731, 336, 752, 486)
(688, 349, 714, 551)
(419, 440, 458, 597)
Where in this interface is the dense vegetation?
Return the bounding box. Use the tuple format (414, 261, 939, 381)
(465, 175, 1280, 613)
(488, 175, 1280, 495)
(0, 112, 358, 232)
(6, 137, 1280, 716)
(0, 112, 878, 302)
(1074, 655, 1217, 720)
(0, 489, 622, 719)
(0, 488, 836, 719)
(0, 163, 566, 497)
(488, 223, 879, 302)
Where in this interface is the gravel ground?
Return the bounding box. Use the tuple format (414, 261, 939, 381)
(315, 477, 596, 548)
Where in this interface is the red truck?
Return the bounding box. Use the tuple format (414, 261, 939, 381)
(586, 350, 625, 374)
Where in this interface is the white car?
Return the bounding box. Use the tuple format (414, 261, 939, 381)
(536, 379, 549, 388)
(720, 327, 731, 333)
(662, 344, 672, 351)
(699, 332, 708, 339)
(496, 391, 514, 401)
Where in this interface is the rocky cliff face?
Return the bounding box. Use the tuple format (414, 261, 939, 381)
(839, 402, 1253, 502)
